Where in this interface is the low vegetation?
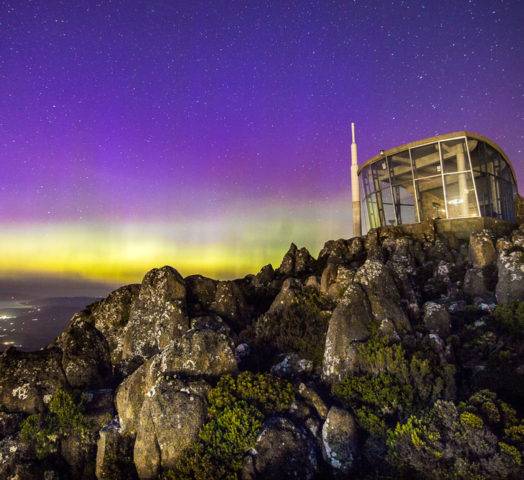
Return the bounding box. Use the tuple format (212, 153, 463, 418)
(387, 392, 523, 479)
(19, 389, 89, 460)
(163, 371, 295, 480)
(255, 286, 333, 367)
(332, 336, 455, 438)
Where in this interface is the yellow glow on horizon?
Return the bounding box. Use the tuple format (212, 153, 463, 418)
(1, 224, 281, 282)
(1, 196, 351, 283)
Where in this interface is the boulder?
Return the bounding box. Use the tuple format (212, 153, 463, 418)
(116, 329, 236, 435)
(496, 250, 524, 303)
(322, 284, 374, 384)
(295, 247, 317, 275)
(267, 277, 301, 314)
(115, 360, 151, 435)
(364, 228, 383, 261)
(322, 407, 358, 473)
(244, 417, 317, 480)
(60, 430, 97, 480)
(511, 225, 524, 247)
(253, 264, 275, 287)
(0, 347, 68, 414)
(278, 243, 298, 276)
(385, 237, 419, 309)
(298, 383, 328, 420)
(469, 230, 496, 268)
(277, 243, 316, 276)
(122, 266, 189, 368)
(155, 329, 238, 378)
(318, 239, 350, 267)
(185, 274, 218, 317)
(354, 260, 412, 334)
(318, 237, 364, 268)
(270, 354, 313, 379)
(326, 266, 355, 300)
(90, 284, 140, 370)
(96, 424, 138, 480)
(57, 316, 112, 389)
(133, 376, 210, 479)
(422, 302, 451, 337)
(425, 239, 455, 264)
(320, 263, 338, 294)
(210, 280, 249, 327)
(464, 268, 487, 297)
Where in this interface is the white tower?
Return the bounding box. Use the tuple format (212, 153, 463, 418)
(351, 122, 361, 236)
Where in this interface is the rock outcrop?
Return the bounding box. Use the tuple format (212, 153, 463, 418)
(0, 347, 68, 413)
(322, 407, 358, 473)
(57, 316, 112, 389)
(133, 376, 210, 479)
(2, 220, 524, 480)
(243, 417, 318, 480)
(322, 284, 373, 384)
(122, 266, 189, 370)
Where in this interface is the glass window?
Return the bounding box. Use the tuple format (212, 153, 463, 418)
(381, 185, 396, 226)
(364, 192, 380, 229)
(470, 139, 517, 222)
(484, 144, 503, 177)
(371, 159, 390, 189)
(389, 151, 416, 225)
(412, 142, 441, 178)
(441, 138, 469, 173)
(444, 172, 479, 218)
(360, 165, 376, 198)
(389, 150, 413, 185)
(415, 176, 446, 221)
(499, 179, 516, 222)
(469, 139, 486, 172)
(391, 184, 416, 224)
(473, 172, 498, 218)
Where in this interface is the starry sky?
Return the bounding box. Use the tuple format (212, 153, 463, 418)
(1, 0, 523, 286)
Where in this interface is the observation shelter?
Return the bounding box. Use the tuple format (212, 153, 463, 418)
(352, 131, 521, 234)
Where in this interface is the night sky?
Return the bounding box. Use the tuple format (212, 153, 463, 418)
(1, 0, 523, 285)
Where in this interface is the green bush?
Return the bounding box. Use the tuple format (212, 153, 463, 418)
(19, 414, 58, 460)
(387, 392, 524, 479)
(164, 372, 294, 480)
(256, 286, 333, 366)
(333, 336, 455, 438)
(19, 389, 88, 460)
(208, 371, 295, 417)
(494, 302, 524, 338)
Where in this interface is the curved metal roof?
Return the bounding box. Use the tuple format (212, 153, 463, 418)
(357, 131, 518, 187)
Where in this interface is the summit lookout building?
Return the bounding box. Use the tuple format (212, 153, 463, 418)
(358, 131, 519, 232)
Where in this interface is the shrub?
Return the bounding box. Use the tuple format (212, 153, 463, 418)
(333, 336, 455, 439)
(199, 402, 263, 469)
(19, 389, 88, 460)
(460, 411, 484, 429)
(494, 302, 524, 338)
(387, 393, 524, 479)
(164, 372, 294, 480)
(19, 414, 58, 460)
(208, 371, 295, 417)
(255, 286, 333, 366)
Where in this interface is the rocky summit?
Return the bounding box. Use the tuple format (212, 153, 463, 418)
(1, 219, 524, 480)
